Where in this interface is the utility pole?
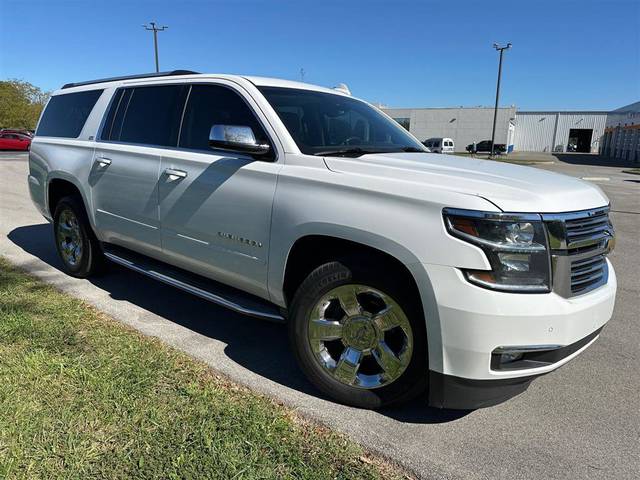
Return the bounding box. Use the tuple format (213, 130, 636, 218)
(489, 42, 511, 159)
(143, 22, 168, 72)
(299, 68, 305, 82)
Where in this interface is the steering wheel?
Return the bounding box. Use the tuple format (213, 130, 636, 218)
(341, 136, 363, 146)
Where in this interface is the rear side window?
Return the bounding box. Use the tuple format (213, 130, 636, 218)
(36, 90, 103, 138)
(101, 85, 188, 147)
(179, 85, 270, 153)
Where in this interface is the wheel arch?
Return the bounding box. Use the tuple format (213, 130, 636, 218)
(282, 234, 422, 310)
(46, 173, 90, 219)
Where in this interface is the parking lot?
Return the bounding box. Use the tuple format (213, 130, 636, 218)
(1, 151, 638, 479)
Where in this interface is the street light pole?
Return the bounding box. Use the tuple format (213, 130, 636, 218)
(143, 22, 168, 73)
(489, 42, 511, 159)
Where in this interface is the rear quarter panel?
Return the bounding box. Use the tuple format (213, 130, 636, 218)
(28, 88, 113, 225)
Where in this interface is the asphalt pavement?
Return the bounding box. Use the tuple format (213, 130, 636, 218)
(1, 151, 638, 479)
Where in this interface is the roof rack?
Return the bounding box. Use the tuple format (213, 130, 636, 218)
(61, 70, 199, 90)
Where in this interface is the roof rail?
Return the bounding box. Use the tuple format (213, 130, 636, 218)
(61, 70, 199, 90)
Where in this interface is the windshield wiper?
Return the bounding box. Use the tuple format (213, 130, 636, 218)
(313, 148, 383, 158)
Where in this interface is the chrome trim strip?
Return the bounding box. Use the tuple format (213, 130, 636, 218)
(176, 233, 209, 245)
(104, 252, 285, 322)
(442, 207, 542, 222)
(494, 344, 563, 354)
(540, 205, 610, 222)
(96, 209, 158, 229)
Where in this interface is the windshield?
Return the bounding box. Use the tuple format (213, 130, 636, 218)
(258, 86, 426, 157)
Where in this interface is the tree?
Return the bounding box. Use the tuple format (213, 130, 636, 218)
(0, 80, 50, 130)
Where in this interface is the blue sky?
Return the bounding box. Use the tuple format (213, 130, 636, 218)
(1, 0, 638, 110)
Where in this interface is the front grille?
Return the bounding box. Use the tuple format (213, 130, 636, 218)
(571, 254, 607, 294)
(542, 207, 614, 298)
(565, 209, 611, 253)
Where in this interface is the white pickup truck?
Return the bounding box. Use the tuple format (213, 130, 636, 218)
(28, 71, 616, 409)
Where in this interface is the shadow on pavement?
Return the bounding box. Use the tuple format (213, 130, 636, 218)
(552, 153, 638, 168)
(8, 223, 470, 425)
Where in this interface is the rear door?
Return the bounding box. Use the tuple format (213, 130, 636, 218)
(91, 84, 188, 255)
(157, 82, 281, 298)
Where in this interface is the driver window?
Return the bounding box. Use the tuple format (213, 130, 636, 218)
(179, 84, 270, 155)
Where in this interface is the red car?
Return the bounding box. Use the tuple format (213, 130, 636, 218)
(0, 132, 31, 151)
(0, 129, 33, 137)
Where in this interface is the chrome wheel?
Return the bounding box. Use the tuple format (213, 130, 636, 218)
(308, 284, 413, 389)
(56, 209, 83, 267)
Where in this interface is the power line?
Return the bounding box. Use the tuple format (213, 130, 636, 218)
(142, 22, 168, 73)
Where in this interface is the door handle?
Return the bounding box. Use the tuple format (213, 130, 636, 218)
(95, 157, 112, 167)
(164, 168, 188, 180)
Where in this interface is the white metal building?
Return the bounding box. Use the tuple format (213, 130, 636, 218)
(382, 107, 517, 152)
(382, 105, 609, 154)
(513, 111, 608, 153)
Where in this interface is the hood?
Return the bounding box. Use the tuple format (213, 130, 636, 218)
(324, 153, 609, 213)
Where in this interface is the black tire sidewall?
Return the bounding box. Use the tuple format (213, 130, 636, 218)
(53, 196, 100, 278)
(289, 259, 427, 409)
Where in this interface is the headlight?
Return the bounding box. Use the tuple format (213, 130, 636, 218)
(443, 208, 551, 293)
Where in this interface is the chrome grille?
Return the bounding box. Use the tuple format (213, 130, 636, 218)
(570, 254, 607, 294)
(542, 207, 614, 298)
(565, 209, 611, 254)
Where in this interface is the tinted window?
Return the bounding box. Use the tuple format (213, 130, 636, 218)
(259, 87, 424, 156)
(116, 85, 187, 146)
(36, 90, 103, 138)
(179, 85, 270, 153)
(100, 89, 125, 141)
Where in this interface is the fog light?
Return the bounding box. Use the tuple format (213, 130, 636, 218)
(500, 351, 524, 364)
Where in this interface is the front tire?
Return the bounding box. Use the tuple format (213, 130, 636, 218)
(289, 258, 427, 409)
(53, 195, 104, 278)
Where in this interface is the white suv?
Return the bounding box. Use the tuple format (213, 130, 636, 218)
(28, 71, 616, 409)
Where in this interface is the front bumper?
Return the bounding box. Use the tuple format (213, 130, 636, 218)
(428, 326, 603, 409)
(418, 261, 616, 408)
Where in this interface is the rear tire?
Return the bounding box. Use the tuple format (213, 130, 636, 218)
(53, 195, 105, 278)
(289, 257, 427, 409)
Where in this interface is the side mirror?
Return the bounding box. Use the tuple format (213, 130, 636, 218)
(209, 125, 270, 155)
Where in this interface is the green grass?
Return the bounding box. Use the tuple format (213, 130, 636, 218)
(0, 259, 406, 480)
(622, 168, 640, 175)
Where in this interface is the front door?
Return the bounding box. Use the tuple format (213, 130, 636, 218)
(158, 83, 281, 298)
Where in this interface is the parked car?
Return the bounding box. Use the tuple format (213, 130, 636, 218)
(423, 137, 454, 153)
(29, 71, 616, 410)
(1, 128, 34, 137)
(466, 139, 506, 154)
(0, 132, 31, 150)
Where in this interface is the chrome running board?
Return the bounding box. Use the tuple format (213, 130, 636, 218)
(102, 245, 285, 323)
